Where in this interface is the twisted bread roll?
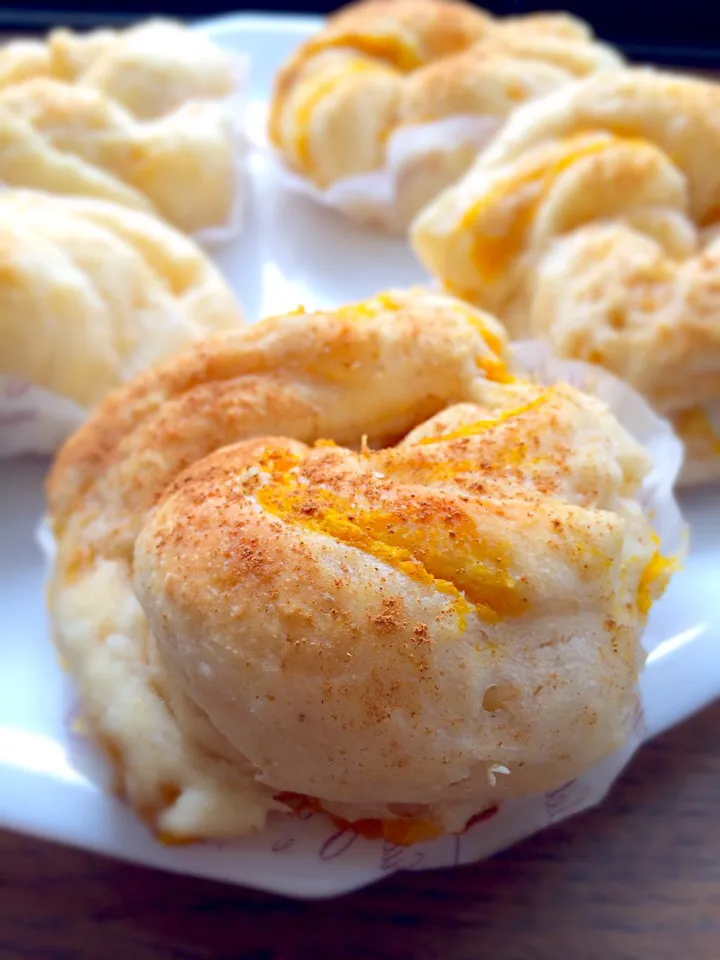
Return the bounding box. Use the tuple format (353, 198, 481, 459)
(0, 40, 53, 90)
(0, 190, 241, 410)
(412, 70, 720, 483)
(0, 19, 237, 120)
(47, 290, 671, 843)
(268, 0, 621, 227)
(0, 77, 236, 234)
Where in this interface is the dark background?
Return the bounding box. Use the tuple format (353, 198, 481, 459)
(4, 1, 720, 68)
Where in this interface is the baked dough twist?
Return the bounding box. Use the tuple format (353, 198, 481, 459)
(0, 75, 236, 234)
(47, 290, 670, 844)
(412, 69, 720, 484)
(0, 19, 237, 120)
(269, 0, 621, 227)
(0, 190, 242, 410)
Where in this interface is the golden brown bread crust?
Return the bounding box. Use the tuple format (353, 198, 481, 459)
(268, 0, 622, 216)
(46, 290, 672, 841)
(412, 69, 720, 483)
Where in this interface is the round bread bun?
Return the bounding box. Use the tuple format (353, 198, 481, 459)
(412, 69, 720, 484)
(268, 0, 621, 227)
(0, 190, 242, 410)
(47, 290, 671, 844)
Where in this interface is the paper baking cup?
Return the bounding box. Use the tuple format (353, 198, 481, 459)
(0, 375, 85, 459)
(255, 111, 503, 233)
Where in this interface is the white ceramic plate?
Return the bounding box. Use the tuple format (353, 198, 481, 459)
(1, 14, 719, 900)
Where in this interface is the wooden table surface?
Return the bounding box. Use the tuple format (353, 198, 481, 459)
(1, 700, 718, 960)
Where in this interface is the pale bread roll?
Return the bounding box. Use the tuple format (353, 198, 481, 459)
(0, 190, 242, 410)
(0, 19, 236, 120)
(0, 78, 236, 234)
(412, 69, 720, 483)
(47, 290, 671, 844)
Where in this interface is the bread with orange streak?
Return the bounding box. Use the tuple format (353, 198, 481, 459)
(412, 69, 720, 483)
(268, 0, 622, 229)
(46, 289, 671, 842)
